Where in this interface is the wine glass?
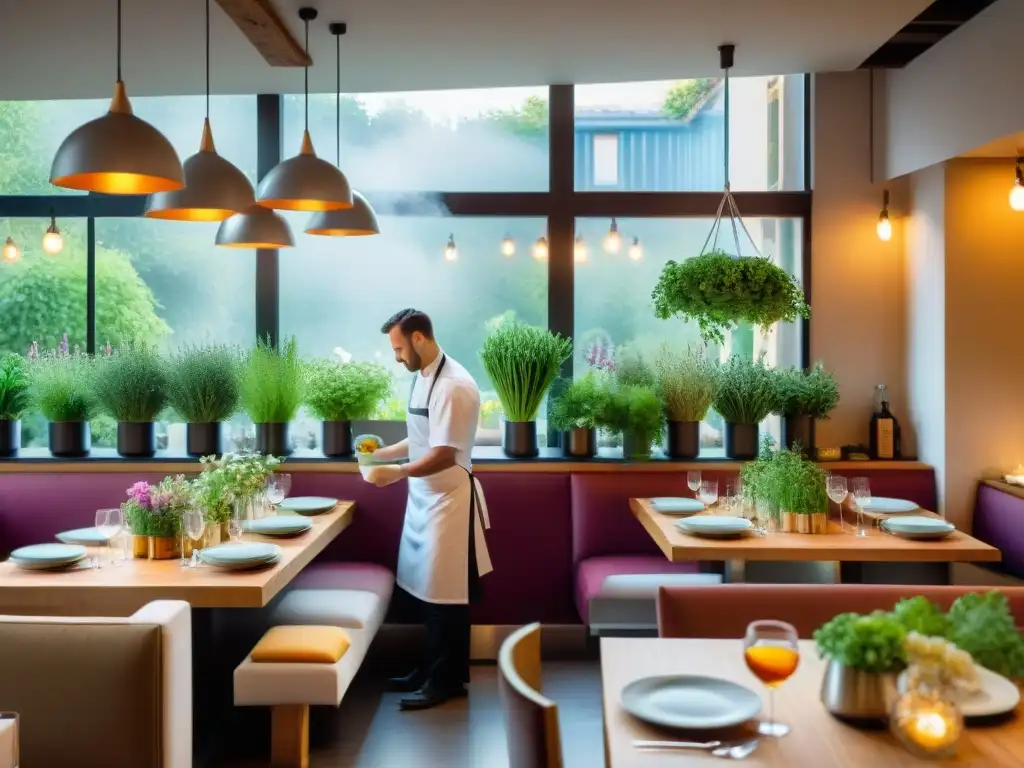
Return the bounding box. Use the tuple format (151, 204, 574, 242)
(744, 620, 800, 737)
(687, 470, 702, 498)
(228, 502, 246, 542)
(95, 508, 123, 568)
(852, 477, 871, 537)
(266, 473, 291, 514)
(698, 478, 719, 510)
(827, 475, 849, 531)
(185, 509, 205, 568)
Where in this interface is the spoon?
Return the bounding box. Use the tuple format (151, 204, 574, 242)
(633, 737, 760, 759)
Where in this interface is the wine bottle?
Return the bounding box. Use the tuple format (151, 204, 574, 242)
(869, 385, 901, 460)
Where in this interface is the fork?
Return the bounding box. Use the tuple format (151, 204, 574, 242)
(633, 737, 760, 759)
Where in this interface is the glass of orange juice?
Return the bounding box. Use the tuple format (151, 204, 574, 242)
(743, 620, 800, 737)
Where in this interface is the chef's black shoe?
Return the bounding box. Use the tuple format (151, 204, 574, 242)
(398, 682, 467, 711)
(386, 668, 425, 692)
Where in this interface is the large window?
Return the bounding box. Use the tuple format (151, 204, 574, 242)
(573, 216, 804, 455)
(283, 86, 549, 192)
(574, 75, 806, 192)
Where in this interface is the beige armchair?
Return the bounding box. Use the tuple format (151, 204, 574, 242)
(0, 600, 192, 768)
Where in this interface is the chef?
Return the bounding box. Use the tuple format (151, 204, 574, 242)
(367, 308, 492, 710)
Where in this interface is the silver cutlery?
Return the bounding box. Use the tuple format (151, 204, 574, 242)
(633, 737, 760, 759)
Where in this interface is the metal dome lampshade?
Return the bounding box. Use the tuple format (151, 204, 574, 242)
(306, 190, 379, 235)
(50, 0, 183, 195)
(215, 205, 294, 249)
(257, 8, 353, 213)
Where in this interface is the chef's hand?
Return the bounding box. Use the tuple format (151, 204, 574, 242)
(368, 463, 407, 487)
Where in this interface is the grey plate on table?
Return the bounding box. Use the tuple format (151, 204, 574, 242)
(56, 527, 109, 546)
(881, 515, 956, 540)
(277, 496, 338, 515)
(621, 675, 762, 730)
(650, 498, 705, 515)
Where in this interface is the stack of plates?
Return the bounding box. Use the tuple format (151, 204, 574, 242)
(860, 498, 919, 514)
(881, 516, 956, 540)
(199, 542, 282, 570)
(55, 527, 109, 546)
(650, 497, 705, 516)
(244, 516, 313, 537)
(621, 675, 762, 729)
(278, 497, 338, 516)
(676, 516, 753, 538)
(9, 543, 88, 571)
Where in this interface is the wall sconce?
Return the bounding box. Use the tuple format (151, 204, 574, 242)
(877, 190, 892, 241)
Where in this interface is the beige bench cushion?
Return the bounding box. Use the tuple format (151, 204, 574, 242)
(271, 589, 386, 636)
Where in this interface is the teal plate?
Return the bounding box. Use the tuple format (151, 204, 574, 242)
(278, 497, 339, 515)
(10, 543, 88, 563)
(56, 527, 109, 546)
(200, 542, 281, 564)
(244, 516, 313, 536)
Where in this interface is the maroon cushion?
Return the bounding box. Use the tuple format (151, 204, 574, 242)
(974, 484, 1024, 578)
(823, 468, 937, 511)
(575, 555, 701, 624)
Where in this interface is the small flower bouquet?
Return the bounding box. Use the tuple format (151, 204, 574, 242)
(903, 631, 980, 699)
(193, 452, 283, 523)
(122, 476, 193, 538)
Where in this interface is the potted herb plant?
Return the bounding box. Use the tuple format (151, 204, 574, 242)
(240, 336, 303, 457)
(775, 363, 840, 455)
(193, 453, 283, 541)
(600, 385, 665, 460)
(304, 359, 392, 457)
(712, 355, 777, 460)
(0, 353, 30, 457)
(92, 342, 168, 458)
(122, 476, 192, 559)
(30, 351, 96, 457)
(550, 373, 611, 458)
(480, 321, 572, 458)
(165, 344, 241, 457)
(656, 344, 719, 459)
(767, 447, 829, 533)
(652, 249, 809, 345)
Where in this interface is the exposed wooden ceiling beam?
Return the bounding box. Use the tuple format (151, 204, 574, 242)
(215, 0, 311, 67)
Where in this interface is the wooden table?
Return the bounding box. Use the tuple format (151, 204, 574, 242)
(0, 502, 354, 616)
(602, 637, 1024, 767)
(630, 499, 1001, 581)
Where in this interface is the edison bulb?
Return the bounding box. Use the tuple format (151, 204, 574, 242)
(2, 237, 19, 263)
(1010, 183, 1024, 212)
(628, 237, 643, 261)
(573, 236, 588, 263)
(532, 237, 548, 260)
(444, 235, 457, 262)
(603, 229, 621, 254)
(501, 236, 515, 257)
(42, 229, 64, 255)
(877, 215, 892, 242)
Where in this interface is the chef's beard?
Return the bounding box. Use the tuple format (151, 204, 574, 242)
(402, 349, 422, 372)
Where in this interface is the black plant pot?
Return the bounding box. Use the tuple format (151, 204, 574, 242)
(117, 421, 156, 458)
(256, 422, 292, 457)
(187, 422, 222, 458)
(724, 422, 759, 460)
(782, 414, 815, 456)
(503, 421, 538, 458)
(323, 420, 354, 457)
(0, 420, 21, 457)
(623, 431, 653, 460)
(563, 427, 597, 459)
(49, 422, 90, 458)
(666, 420, 700, 459)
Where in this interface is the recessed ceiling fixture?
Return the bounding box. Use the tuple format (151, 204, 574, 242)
(444, 234, 458, 262)
(42, 214, 64, 255)
(258, 7, 353, 212)
(305, 23, 380, 237)
(603, 218, 622, 254)
(2, 237, 20, 263)
(877, 189, 892, 241)
(50, 0, 183, 194)
(1010, 156, 1024, 212)
(144, 0, 254, 221)
(532, 236, 548, 260)
(215, 205, 295, 249)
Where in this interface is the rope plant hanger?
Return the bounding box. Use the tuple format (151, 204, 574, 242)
(651, 44, 809, 345)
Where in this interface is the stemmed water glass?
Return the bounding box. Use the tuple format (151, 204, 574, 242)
(266, 473, 291, 516)
(827, 475, 849, 531)
(228, 503, 246, 543)
(851, 477, 871, 537)
(744, 620, 800, 737)
(95, 508, 123, 568)
(184, 509, 205, 568)
(698, 479, 719, 511)
(687, 471, 702, 499)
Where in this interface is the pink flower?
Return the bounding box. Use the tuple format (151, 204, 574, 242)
(127, 481, 152, 509)
(149, 490, 173, 511)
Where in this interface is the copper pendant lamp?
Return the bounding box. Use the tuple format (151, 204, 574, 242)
(257, 8, 353, 212)
(215, 205, 295, 249)
(144, 0, 254, 221)
(50, 0, 183, 194)
(305, 23, 379, 237)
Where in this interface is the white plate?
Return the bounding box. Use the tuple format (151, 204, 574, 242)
(10, 553, 87, 571)
(651, 497, 705, 515)
(882, 516, 956, 540)
(55, 527, 108, 546)
(621, 675, 762, 730)
(676, 516, 753, 538)
(860, 497, 919, 514)
(898, 667, 1021, 718)
(244, 516, 313, 537)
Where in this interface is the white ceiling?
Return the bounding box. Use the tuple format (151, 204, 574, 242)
(0, 0, 933, 101)
(960, 132, 1024, 159)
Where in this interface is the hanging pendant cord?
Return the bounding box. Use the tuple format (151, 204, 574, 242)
(304, 19, 310, 131)
(723, 62, 730, 190)
(336, 30, 341, 166)
(116, 0, 122, 81)
(205, 0, 210, 119)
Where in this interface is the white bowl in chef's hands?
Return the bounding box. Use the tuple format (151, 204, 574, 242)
(363, 463, 404, 486)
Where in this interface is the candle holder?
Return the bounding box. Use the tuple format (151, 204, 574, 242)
(890, 689, 963, 759)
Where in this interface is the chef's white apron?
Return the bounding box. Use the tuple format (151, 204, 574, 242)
(396, 355, 493, 604)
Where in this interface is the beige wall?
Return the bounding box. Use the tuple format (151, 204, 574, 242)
(811, 70, 908, 451)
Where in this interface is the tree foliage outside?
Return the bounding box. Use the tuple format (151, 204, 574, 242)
(663, 78, 717, 120)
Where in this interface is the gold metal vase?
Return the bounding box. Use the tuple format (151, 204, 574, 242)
(131, 535, 150, 559)
(148, 535, 179, 560)
(780, 510, 828, 534)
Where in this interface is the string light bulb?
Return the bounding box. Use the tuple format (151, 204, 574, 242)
(574, 234, 588, 263)
(603, 218, 622, 254)
(42, 214, 64, 255)
(501, 234, 515, 257)
(2, 237, 20, 263)
(628, 236, 643, 261)
(877, 189, 892, 241)
(444, 233, 458, 262)
(532, 236, 548, 260)
(1010, 157, 1024, 212)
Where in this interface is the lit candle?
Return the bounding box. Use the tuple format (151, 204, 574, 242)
(907, 711, 950, 749)
(894, 697, 961, 757)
